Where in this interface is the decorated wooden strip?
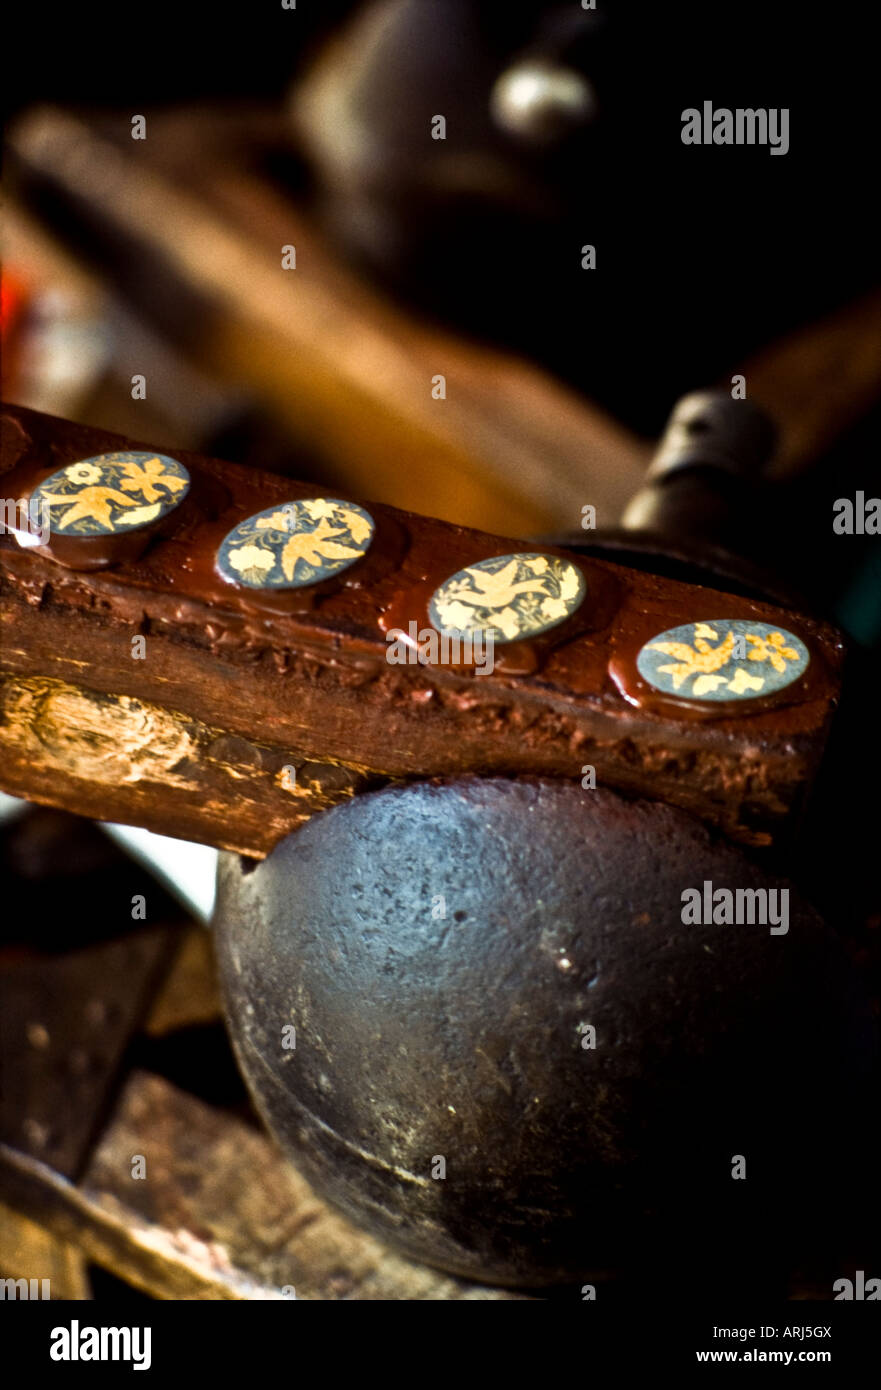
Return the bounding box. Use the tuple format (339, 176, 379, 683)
(0, 403, 844, 850)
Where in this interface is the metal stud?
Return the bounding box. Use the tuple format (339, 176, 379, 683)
(636, 619, 810, 701)
(28, 452, 190, 540)
(429, 552, 586, 643)
(216, 498, 375, 590)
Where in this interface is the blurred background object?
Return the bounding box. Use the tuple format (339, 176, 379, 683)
(1, 0, 879, 642)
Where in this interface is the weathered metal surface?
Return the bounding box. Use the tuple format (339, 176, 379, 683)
(0, 1074, 521, 1300)
(215, 777, 872, 1289)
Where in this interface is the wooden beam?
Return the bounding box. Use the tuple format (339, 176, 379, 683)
(1, 404, 843, 850)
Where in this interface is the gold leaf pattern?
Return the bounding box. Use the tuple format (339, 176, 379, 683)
(638, 620, 808, 702)
(217, 498, 375, 590)
(31, 453, 189, 537)
(648, 631, 737, 690)
(728, 667, 765, 695)
(430, 552, 585, 642)
(692, 673, 730, 695)
(280, 516, 361, 581)
(116, 502, 162, 527)
(227, 545, 275, 584)
(746, 631, 800, 674)
(255, 509, 293, 532)
(64, 463, 102, 485)
(118, 456, 187, 502)
(37, 486, 139, 531)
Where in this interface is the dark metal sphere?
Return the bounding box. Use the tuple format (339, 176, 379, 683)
(214, 778, 868, 1288)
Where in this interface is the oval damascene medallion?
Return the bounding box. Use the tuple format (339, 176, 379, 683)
(30, 453, 190, 538)
(636, 619, 810, 702)
(217, 498, 375, 590)
(429, 552, 586, 643)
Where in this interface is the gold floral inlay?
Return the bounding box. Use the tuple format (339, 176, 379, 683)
(31, 453, 189, 537)
(429, 552, 586, 642)
(638, 620, 809, 701)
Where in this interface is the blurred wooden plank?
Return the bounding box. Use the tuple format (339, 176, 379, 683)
(6, 105, 650, 535)
(739, 288, 881, 476)
(145, 927, 222, 1037)
(0, 1073, 520, 1300)
(9, 106, 881, 542)
(0, 1201, 91, 1299)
